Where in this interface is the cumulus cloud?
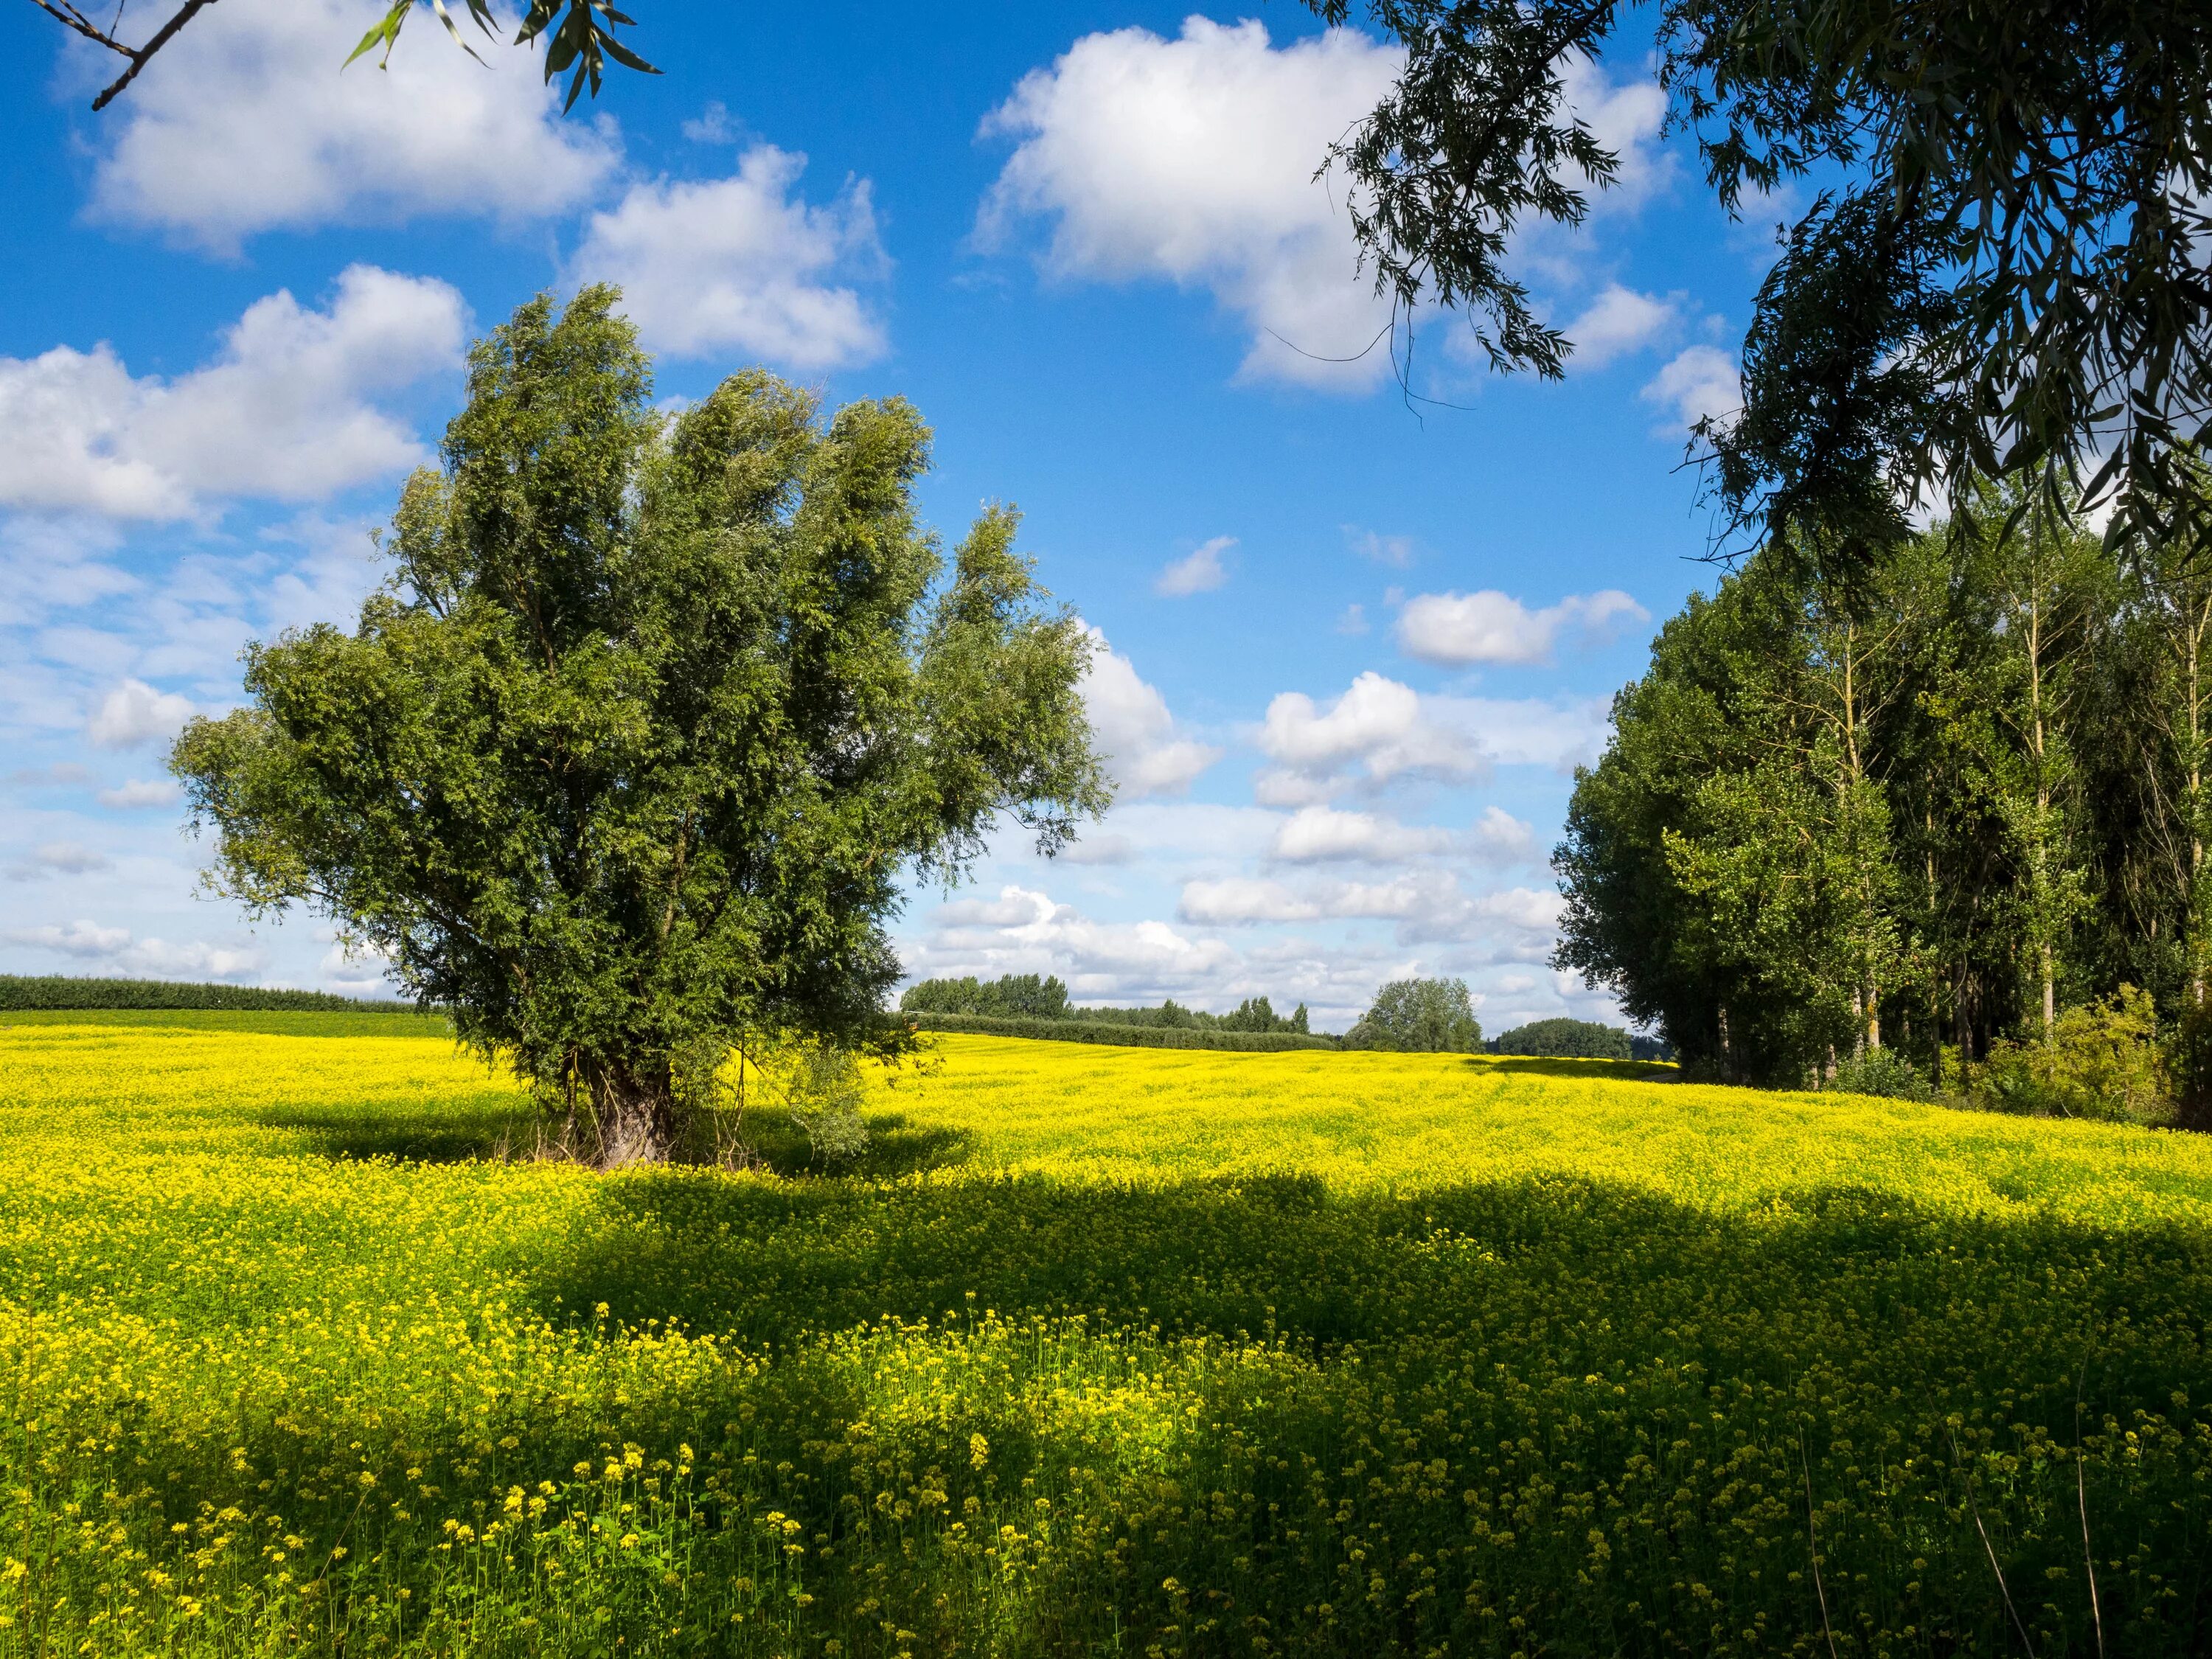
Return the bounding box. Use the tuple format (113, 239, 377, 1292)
(1343, 526, 1414, 567)
(1470, 805, 1538, 865)
(88, 679, 196, 749)
(2, 919, 262, 978)
(1081, 629, 1221, 799)
(1269, 804, 1453, 863)
(1254, 671, 1484, 803)
(1642, 344, 1742, 435)
(98, 778, 183, 810)
(6, 842, 111, 881)
(1396, 588, 1647, 667)
(88, 0, 618, 248)
(1561, 284, 1677, 369)
(569, 146, 888, 367)
(1155, 535, 1234, 597)
(979, 17, 1402, 389)
(925, 882, 1234, 992)
(0, 266, 465, 520)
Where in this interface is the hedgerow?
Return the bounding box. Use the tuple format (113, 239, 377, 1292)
(901, 1011, 1338, 1051)
(0, 974, 404, 1012)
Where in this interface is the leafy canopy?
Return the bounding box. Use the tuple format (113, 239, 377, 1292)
(1346, 977, 1484, 1052)
(173, 287, 1107, 1163)
(1309, 0, 2212, 552)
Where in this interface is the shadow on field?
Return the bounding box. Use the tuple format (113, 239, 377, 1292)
(1473, 1055, 1682, 1082)
(46, 1163, 2212, 1656)
(254, 1099, 538, 1162)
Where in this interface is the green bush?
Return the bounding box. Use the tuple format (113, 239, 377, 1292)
(904, 1012, 1338, 1051)
(1826, 1046, 1933, 1101)
(1491, 1017, 1633, 1060)
(0, 975, 403, 1012)
(1972, 985, 2176, 1123)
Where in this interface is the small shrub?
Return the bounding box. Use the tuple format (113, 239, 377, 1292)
(1826, 1046, 1933, 1101)
(1972, 985, 2175, 1124)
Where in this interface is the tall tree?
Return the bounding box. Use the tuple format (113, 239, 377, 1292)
(1308, 0, 2212, 554)
(172, 288, 1107, 1166)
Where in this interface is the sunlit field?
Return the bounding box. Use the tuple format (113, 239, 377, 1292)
(5, 1018, 2211, 1655)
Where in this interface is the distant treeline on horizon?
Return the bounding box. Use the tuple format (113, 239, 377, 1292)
(0, 975, 408, 1013)
(898, 975, 1670, 1062)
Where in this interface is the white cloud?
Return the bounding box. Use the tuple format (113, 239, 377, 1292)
(1427, 694, 1613, 770)
(569, 145, 889, 368)
(7, 842, 111, 880)
(1269, 804, 1453, 863)
(1155, 535, 1234, 597)
(97, 778, 182, 810)
(1337, 603, 1369, 636)
(1254, 671, 1484, 801)
(0, 266, 465, 520)
(1562, 284, 1677, 369)
(1479, 886, 1568, 932)
(925, 882, 1235, 992)
(1642, 344, 1742, 435)
(1397, 588, 1647, 667)
(979, 18, 1402, 389)
(88, 0, 619, 248)
(1, 919, 262, 979)
(88, 679, 195, 749)
(1177, 877, 1318, 925)
(1343, 526, 1414, 566)
(1082, 629, 1221, 799)
(1471, 805, 1538, 865)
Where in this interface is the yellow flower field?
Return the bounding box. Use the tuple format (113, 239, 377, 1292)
(4, 1017, 2210, 1655)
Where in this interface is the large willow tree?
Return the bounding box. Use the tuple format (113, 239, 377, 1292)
(173, 288, 1107, 1164)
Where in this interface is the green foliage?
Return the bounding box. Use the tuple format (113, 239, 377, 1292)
(902, 1012, 1338, 1052)
(1344, 976, 1482, 1052)
(347, 0, 657, 111)
(1308, 0, 2212, 552)
(1490, 1017, 1632, 1060)
(900, 973, 1071, 1020)
(1826, 1046, 1933, 1102)
(1973, 986, 2176, 1124)
(1556, 498, 2181, 1085)
(170, 288, 1106, 1166)
(0, 975, 400, 1012)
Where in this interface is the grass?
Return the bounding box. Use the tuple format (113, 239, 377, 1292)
(4, 1021, 2211, 1655)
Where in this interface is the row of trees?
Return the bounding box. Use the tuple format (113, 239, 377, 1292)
(1557, 485, 2212, 1096)
(899, 975, 1315, 1034)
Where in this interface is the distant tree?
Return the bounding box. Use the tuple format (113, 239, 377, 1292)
(1490, 1018, 1633, 1060)
(29, 0, 654, 114)
(1345, 978, 1483, 1052)
(900, 974, 1070, 1020)
(173, 288, 1105, 1167)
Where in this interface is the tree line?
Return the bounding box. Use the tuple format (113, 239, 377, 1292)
(1556, 483, 2212, 1113)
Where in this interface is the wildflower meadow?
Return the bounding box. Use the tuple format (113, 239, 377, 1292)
(5, 1015, 2212, 1655)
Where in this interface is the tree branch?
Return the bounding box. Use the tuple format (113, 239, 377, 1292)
(91, 0, 218, 111)
(20, 0, 133, 56)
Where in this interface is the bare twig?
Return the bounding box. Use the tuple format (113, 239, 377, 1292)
(2074, 1345, 2106, 1659)
(1801, 1434, 1841, 1659)
(1947, 1422, 2039, 1657)
(91, 0, 218, 110)
(20, 0, 131, 55)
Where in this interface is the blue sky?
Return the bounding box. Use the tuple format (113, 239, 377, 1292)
(0, 1, 1764, 1029)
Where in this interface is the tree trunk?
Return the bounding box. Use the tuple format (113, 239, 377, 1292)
(588, 1062, 680, 1168)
